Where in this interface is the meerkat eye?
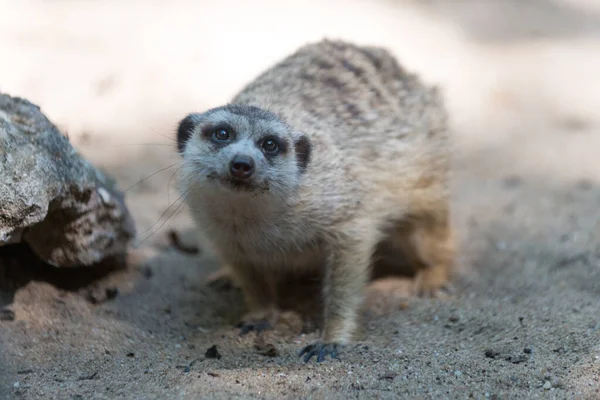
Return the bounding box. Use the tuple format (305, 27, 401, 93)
(261, 137, 280, 155)
(212, 128, 230, 142)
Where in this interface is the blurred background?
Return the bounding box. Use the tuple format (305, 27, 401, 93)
(1, 0, 600, 234)
(2, 2, 600, 397)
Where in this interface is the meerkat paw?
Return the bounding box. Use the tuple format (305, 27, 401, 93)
(236, 308, 279, 336)
(299, 341, 342, 363)
(205, 269, 236, 290)
(413, 266, 451, 298)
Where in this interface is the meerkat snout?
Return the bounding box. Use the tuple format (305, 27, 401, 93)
(229, 154, 256, 180)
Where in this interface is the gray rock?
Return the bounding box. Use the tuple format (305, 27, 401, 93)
(0, 92, 135, 267)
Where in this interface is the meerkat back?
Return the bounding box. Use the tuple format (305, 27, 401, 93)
(232, 40, 449, 161)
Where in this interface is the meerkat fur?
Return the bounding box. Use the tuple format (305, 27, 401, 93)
(176, 39, 455, 362)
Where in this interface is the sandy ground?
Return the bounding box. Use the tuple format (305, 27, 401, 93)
(1, 0, 600, 398)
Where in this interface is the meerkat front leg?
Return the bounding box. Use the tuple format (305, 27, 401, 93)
(300, 234, 375, 362)
(229, 263, 280, 335)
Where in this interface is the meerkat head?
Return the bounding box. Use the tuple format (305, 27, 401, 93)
(176, 104, 311, 197)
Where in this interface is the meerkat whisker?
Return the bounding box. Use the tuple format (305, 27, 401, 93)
(124, 161, 182, 193)
(133, 186, 193, 247)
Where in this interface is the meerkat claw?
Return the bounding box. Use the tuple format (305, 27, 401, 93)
(299, 342, 340, 363)
(416, 283, 453, 299)
(236, 319, 271, 336)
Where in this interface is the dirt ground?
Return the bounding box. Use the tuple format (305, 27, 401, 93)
(1, 0, 600, 398)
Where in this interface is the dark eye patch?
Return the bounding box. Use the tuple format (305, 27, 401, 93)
(202, 123, 237, 146)
(262, 138, 278, 153)
(258, 135, 288, 158)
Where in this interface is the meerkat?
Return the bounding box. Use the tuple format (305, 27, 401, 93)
(175, 39, 455, 362)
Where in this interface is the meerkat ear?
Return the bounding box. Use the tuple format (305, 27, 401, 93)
(176, 114, 196, 154)
(294, 134, 311, 173)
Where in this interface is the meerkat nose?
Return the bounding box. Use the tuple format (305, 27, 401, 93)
(229, 154, 256, 180)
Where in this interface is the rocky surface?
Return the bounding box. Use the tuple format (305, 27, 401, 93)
(0, 93, 135, 267)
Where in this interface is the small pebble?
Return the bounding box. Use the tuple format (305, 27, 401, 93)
(13, 382, 20, 388)
(485, 349, 499, 359)
(454, 370, 462, 377)
(503, 175, 521, 188)
(378, 372, 398, 381)
(0, 309, 16, 321)
(105, 287, 118, 300)
(141, 266, 153, 278)
(543, 381, 552, 390)
(205, 345, 222, 359)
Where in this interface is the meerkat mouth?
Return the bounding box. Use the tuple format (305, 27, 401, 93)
(220, 177, 270, 193)
(223, 177, 256, 191)
(205, 171, 270, 193)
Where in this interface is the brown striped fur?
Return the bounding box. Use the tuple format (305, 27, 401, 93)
(177, 39, 455, 360)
